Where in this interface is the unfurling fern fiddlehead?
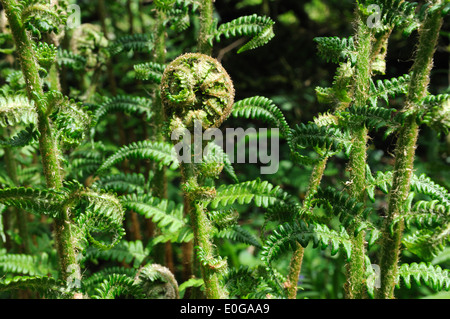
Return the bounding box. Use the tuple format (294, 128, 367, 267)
(160, 52, 235, 132)
(160, 51, 235, 299)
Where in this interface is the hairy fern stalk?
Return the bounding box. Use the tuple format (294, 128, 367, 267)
(0, 0, 448, 300)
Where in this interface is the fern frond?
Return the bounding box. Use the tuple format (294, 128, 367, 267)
(403, 227, 449, 261)
(133, 62, 166, 83)
(96, 140, 179, 174)
(338, 105, 399, 135)
(46, 91, 92, 148)
(0, 125, 39, 148)
(0, 275, 62, 297)
(56, 49, 87, 71)
(261, 221, 352, 267)
(92, 95, 153, 126)
(208, 178, 291, 209)
(120, 194, 187, 233)
(0, 251, 55, 276)
(91, 274, 141, 299)
(211, 14, 275, 53)
(133, 263, 179, 299)
(397, 262, 450, 291)
(202, 142, 238, 183)
(216, 225, 262, 248)
(363, 0, 419, 35)
(83, 240, 150, 268)
(92, 172, 146, 194)
(195, 246, 228, 273)
(313, 36, 357, 65)
(312, 187, 373, 233)
(231, 96, 290, 138)
(368, 74, 410, 107)
(19, 0, 67, 38)
(108, 33, 154, 55)
(70, 189, 126, 250)
(33, 42, 57, 70)
(0, 95, 37, 127)
(82, 267, 137, 292)
(410, 174, 450, 208)
(419, 95, 450, 134)
(208, 208, 239, 231)
(288, 123, 352, 161)
(0, 187, 65, 217)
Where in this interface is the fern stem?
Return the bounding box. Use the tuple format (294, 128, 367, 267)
(344, 13, 373, 299)
(1, 0, 79, 289)
(181, 160, 227, 299)
(198, 0, 214, 55)
(286, 157, 328, 298)
(377, 3, 444, 299)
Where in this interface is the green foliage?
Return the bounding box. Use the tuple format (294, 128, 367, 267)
(211, 14, 275, 53)
(133, 62, 166, 83)
(96, 140, 179, 174)
(397, 263, 450, 291)
(108, 33, 154, 56)
(231, 96, 290, 138)
(0, 0, 448, 301)
(261, 221, 352, 268)
(120, 194, 187, 234)
(313, 36, 357, 65)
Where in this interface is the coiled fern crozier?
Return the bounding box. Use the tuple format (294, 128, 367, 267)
(0, 0, 448, 300)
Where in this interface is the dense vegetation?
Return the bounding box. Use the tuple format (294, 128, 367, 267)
(0, 0, 449, 299)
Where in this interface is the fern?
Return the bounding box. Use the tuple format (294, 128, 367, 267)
(338, 105, 399, 136)
(312, 186, 373, 234)
(208, 178, 292, 210)
(215, 225, 262, 249)
(0, 125, 39, 148)
(202, 142, 238, 183)
(211, 14, 275, 53)
(92, 172, 147, 194)
(91, 273, 141, 299)
(68, 188, 126, 250)
(133, 263, 179, 299)
(92, 95, 153, 126)
(0, 187, 65, 217)
(195, 246, 227, 273)
(403, 227, 449, 261)
(368, 74, 410, 107)
(410, 174, 450, 208)
(0, 250, 55, 276)
(18, 0, 67, 38)
(418, 94, 450, 134)
(207, 208, 239, 231)
(231, 96, 291, 138)
(133, 62, 166, 83)
(46, 91, 92, 148)
(108, 33, 154, 55)
(83, 240, 150, 268)
(96, 140, 179, 174)
(363, 0, 419, 35)
(81, 267, 138, 294)
(33, 42, 57, 71)
(261, 221, 352, 267)
(288, 123, 352, 164)
(313, 36, 357, 65)
(0, 95, 37, 127)
(120, 194, 187, 233)
(56, 49, 87, 71)
(397, 262, 450, 291)
(0, 275, 62, 298)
